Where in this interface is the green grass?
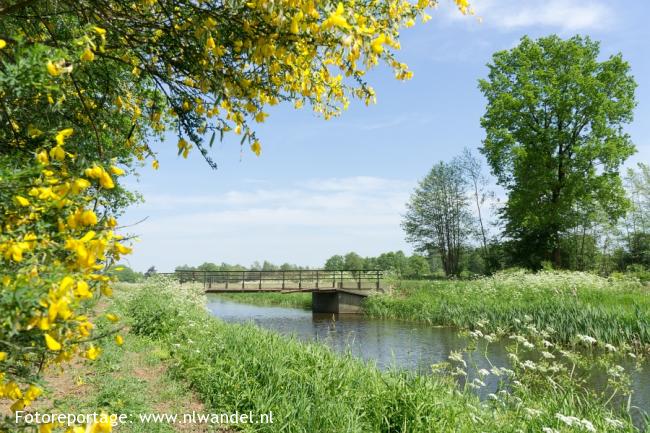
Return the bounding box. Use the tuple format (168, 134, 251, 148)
(212, 291, 312, 309)
(120, 278, 641, 433)
(364, 270, 650, 349)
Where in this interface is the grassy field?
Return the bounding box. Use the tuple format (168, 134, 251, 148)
(364, 270, 650, 350)
(114, 278, 642, 433)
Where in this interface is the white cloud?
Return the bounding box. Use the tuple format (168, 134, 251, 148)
(121, 177, 415, 271)
(441, 0, 614, 32)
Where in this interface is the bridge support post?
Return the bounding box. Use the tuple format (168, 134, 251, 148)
(312, 291, 365, 314)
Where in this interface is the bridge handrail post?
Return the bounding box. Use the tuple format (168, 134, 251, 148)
(299, 270, 302, 290)
(282, 271, 285, 290)
(358, 271, 361, 289)
(259, 271, 262, 291)
(316, 270, 319, 290)
(242, 271, 245, 290)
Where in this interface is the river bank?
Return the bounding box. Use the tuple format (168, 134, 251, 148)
(114, 278, 642, 432)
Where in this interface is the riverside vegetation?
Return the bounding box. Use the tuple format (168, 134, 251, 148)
(218, 269, 650, 351)
(365, 270, 650, 351)
(105, 277, 646, 432)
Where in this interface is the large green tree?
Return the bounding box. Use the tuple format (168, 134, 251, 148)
(479, 35, 637, 268)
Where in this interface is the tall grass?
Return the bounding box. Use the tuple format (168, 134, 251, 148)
(364, 270, 650, 349)
(121, 278, 641, 433)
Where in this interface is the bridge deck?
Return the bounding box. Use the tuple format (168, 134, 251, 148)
(204, 287, 373, 297)
(162, 269, 384, 295)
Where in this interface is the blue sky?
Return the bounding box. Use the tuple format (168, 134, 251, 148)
(121, 0, 650, 272)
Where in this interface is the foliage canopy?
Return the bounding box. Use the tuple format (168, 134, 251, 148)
(479, 35, 637, 268)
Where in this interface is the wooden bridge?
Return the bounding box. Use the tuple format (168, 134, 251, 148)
(161, 270, 384, 314)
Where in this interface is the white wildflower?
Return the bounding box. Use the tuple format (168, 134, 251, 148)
(524, 408, 542, 418)
(522, 360, 537, 370)
(448, 351, 467, 367)
(469, 329, 484, 339)
(577, 334, 596, 345)
(605, 418, 626, 429)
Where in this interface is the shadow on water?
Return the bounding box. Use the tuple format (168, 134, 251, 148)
(206, 296, 649, 430)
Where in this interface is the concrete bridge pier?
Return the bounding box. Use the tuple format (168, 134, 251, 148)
(311, 290, 366, 314)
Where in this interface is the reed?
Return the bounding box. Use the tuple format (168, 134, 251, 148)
(364, 270, 650, 349)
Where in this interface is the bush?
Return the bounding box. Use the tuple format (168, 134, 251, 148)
(124, 277, 203, 339)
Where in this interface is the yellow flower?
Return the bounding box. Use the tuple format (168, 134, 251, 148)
(152, 159, 160, 170)
(110, 165, 125, 176)
(0, 39, 6, 49)
(0, 352, 7, 361)
(323, 3, 351, 30)
(93, 26, 107, 35)
(115, 335, 124, 346)
(90, 415, 113, 433)
(85, 165, 103, 178)
(114, 243, 132, 255)
(250, 140, 261, 156)
(105, 313, 119, 323)
(38, 317, 50, 331)
(81, 47, 95, 62)
(55, 128, 74, 145)
(15, 196, 30, 207)
(28, 125, 43, 138)
(76, 280, 92, 299)
(86, 345, 101, 360)
(206, 36, 216, 50)
(36, 150, 49, 164)
(11, 399, 26, 412)
(24, 385, 42, 401)
(254, 112, 268, 123)
(371, 35, 387, 54)
(99, 171, 115, 189)
(290, 13, 302, 34)
(49, 146, 65, 161)
(44, 334, 62, 351)
(60, 276, 75, 291)
(178, 138, 192, 158)
(80, 210, 98, 226)
(455, 0, 471, 14)
(46, 61, 60, 77)
(39, 423, 55, 433)
(71, 178, 91, 194)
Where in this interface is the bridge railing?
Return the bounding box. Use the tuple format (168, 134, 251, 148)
(164, 269, 383, 291)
